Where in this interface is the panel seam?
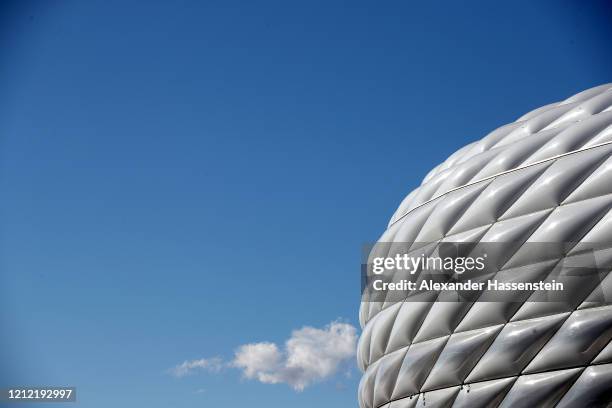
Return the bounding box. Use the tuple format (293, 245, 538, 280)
(389, 140, 612, 228)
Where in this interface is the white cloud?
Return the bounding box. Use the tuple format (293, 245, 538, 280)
(169, 357, 224, 378)
(169, 320, 358, 391)
(232, 320, 357, 391)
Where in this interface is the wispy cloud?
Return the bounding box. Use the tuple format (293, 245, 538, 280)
(169, 320, 357, 391)
(169, 357, 224, 378)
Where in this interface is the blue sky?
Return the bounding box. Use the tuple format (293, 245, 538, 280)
(0, 1, 611, 407)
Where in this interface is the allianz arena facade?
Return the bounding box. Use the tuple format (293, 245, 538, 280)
(358, 84, 612, 408)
